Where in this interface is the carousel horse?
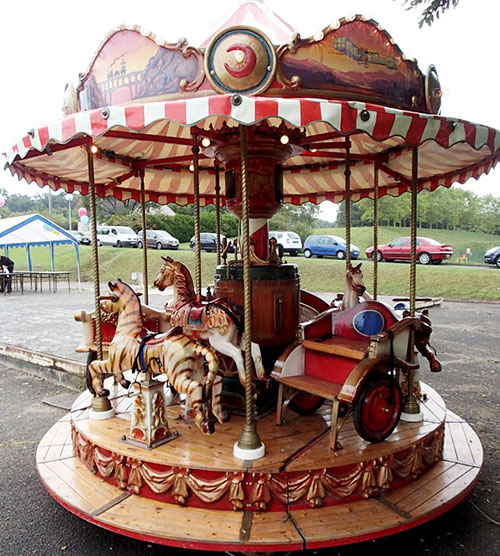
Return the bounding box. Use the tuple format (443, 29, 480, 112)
(330, 262, 372, 310)
(153, 257, 266, 387)
(334, 263, 442, 372)
(88, 279, 225, 434)
(403, 308, 442, 373)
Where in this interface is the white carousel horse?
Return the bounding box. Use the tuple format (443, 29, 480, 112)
(88, 279, 226, 434)
(153, 257, 266, 387)
(330, 262, 373, 310)
(336, 263, 442, 372)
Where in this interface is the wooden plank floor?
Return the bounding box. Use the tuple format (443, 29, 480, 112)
(36, 414, 482, 551)
(36, 378, 483, 551)
(69, 382, 449, 473)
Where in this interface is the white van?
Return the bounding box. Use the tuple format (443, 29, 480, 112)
(96, 226, 138, 247)
(269, 230, 302, 256)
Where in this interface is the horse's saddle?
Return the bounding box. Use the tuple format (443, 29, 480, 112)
(170, 300, 233, 332)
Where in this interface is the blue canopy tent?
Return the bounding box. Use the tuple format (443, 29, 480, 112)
(0, 214, 81, 290)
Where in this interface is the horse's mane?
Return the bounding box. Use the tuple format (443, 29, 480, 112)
(173, 261, 196, 301)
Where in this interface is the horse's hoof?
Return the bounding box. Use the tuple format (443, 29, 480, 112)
(120, 379, 131, 389)
(98, 389, 110, 397)
(218, 411, 230, 423)
(200, 420, 215, 435)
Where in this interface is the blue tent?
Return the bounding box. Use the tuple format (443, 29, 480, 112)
(0, 214, 81, 289)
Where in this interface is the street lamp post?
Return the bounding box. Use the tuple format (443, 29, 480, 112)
(66, 194, 73, 231)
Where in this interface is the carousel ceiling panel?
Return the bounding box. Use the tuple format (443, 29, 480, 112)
(6, 95, 500, 204)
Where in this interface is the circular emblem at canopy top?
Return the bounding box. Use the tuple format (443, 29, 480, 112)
(352, 310, 385, 337)
(205, 26, 277, 95)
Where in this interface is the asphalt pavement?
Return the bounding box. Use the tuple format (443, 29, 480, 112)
(0, 284, 498, 555)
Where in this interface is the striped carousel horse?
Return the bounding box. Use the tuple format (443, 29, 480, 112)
(153, 257, 266, 387)
(88, 279, 225, 434)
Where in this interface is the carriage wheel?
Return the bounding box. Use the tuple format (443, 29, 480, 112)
(289, 392, 325, 415)
(353, 374, 402, 442)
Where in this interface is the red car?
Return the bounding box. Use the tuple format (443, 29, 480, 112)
(366, 237, 453, 265)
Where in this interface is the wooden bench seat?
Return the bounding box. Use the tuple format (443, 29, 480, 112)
(302, 336, 370, 361)
(276, 374, 342, 401)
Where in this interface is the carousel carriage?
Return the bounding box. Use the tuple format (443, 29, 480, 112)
(6, 1, 495, 552)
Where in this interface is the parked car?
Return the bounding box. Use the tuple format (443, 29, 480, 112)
(189, 233, 234, 253)
(484, 245, 500, 268)
(137, 229, 179, 250)
(67, 230, 91, 245)
(366, 236, 453, 265)
(268, 231, 302, 256)
(303, 235, 360, 259)
(96, 226, 138, 247)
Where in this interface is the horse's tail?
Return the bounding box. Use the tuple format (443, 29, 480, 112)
(193, 342, 219, 400)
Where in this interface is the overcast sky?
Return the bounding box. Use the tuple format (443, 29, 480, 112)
(1, 0, 498, 221)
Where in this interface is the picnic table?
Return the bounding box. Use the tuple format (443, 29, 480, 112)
(0, 271, 71, 295)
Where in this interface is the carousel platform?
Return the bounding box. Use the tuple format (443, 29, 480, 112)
(36, 380, 482, 552)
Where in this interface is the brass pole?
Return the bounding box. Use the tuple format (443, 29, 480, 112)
(236, 125, 262, 453)
(192, 135, 202, 299)
(402, 145, 421, 417)
(373, 163, 379, 300)
(140, 171, 149, 305)
(215, 164, 221, 266)
(344, 140, 351, 268)
(410, 146, 418, 316)
(87, 144, 102, 361)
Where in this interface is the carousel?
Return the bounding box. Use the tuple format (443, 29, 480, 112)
(5, 1, 496, 552)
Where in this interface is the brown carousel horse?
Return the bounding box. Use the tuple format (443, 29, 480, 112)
(88, 279, 225, 434)
(153, 257, 266, 386)
(335, 263, 441, 373)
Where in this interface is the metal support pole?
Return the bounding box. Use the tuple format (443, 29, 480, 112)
(409, 146, 418, 317)
(344, 141, 351, 268)
(87, 144, 102, 361)
(373, 163, 379, 300)
(87, 143, 112, 415)
(140, 171, 149, 305)
(192, 135, 202, 300)
(215, 165, 221, 266)
(235, 126, 264, 460)
(402, 145, 422, 420)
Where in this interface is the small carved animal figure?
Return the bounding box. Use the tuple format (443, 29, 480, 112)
(153, 257, 266, 386)
(88, 279, 224, 434)
(404, 309, 442, 373)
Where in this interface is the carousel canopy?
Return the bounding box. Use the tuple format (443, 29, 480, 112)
(4, 3, 500, 206)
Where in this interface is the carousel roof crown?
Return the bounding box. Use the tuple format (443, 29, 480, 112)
(5, 0, 500, 206)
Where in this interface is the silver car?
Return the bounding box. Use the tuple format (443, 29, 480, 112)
(137, 229, 179, 250)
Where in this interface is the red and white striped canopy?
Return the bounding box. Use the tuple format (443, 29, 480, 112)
(6, 95, 500, 206)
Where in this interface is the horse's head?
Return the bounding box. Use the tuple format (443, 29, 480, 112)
(102, 279, 141, 313)
(346, 262, 366, 296)
(154, 256, 176, 291)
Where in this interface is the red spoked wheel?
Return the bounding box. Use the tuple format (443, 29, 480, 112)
(289, 392, 325, 415)
(354, 374, 402, 442)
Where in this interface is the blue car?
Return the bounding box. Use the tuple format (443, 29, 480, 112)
(303, 235, 360, 260)
(484, 246, 500, 268)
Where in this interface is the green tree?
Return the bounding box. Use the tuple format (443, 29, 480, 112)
(402, 0, 460, 27)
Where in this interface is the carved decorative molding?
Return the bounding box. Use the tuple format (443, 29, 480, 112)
(72, 422, 444, 511)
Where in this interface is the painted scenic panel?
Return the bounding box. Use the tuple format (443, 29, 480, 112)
(79, 30, 199, 110)
(281, 20, 424, 109)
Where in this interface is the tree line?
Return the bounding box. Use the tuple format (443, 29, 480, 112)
(2, 184, 498, 240)
(336, 188, 500, 235)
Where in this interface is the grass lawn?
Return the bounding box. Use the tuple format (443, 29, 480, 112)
(5, 243, 500, 301)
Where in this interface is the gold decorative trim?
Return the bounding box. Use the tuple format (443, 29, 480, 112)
(72, 422, 444, 511)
